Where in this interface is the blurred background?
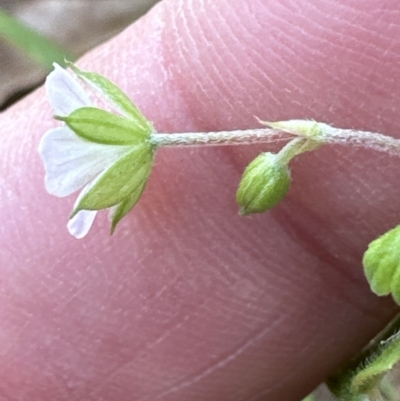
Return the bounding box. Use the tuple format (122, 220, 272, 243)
(0, 0, 160, 110)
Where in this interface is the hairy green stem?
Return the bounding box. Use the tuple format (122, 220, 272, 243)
(327, 313, 400, 401)
(150, 128, 291, 148)
(151, 125, 400, 157)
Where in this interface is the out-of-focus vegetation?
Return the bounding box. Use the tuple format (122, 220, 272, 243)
(0, 7, 74, 68)
(0, 0, 160, 109)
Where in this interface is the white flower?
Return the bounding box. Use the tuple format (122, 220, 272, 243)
(38, 64, 153, 238)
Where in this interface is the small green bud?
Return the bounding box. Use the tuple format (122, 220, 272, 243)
(363, 224, 400, 304)
(236, 152, 291, 215)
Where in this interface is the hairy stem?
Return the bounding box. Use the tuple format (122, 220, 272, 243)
(320, 126, 400, 157)
(151, 125, 400, 157)
(151, 128, 291, 148)
(327, 313, 400, 401)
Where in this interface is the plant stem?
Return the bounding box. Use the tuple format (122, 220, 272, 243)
(151, 128, 291, 148)
(320, 126, 400, 157)
(275, 138, 321, 165)
(151, 125, 400, 157)
(327, 313, 400, 401)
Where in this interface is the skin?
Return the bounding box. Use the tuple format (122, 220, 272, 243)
(0, 0, 399, 400)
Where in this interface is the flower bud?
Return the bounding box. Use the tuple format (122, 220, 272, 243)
(363, 224, 400, 305)
(236, 152, 291, 215)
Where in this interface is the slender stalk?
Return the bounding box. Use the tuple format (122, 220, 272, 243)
(275, 138, 307, 165)
(151, 128, 291, 148)
(151, 125, 400, 157)
(320, 126, 400, 157)
(275, 138, 321, 165)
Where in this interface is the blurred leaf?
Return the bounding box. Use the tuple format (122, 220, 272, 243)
(0, 7, 74, 68)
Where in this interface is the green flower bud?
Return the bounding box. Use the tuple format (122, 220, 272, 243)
(363, 224, 400, 305)
(236, 152, 291, 215)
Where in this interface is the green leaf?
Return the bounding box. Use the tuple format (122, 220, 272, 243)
(109, 181, 147, 235)
(363, 225, 400, 304)
(59, 107, 150, 145)
(68, 63, 152, 132)
(351, 332, 400, 395)
(72, 144, 153, 213)
(0, 8, 74, 68)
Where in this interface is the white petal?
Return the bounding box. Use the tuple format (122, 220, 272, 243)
(38, 127, 131, 197)
(46, 63, 92, 115)
(67, 210, 97, 239)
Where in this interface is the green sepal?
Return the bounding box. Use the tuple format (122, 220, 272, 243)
(363, 225, 400, 304)
(71, 144, 153, 215)
(236, 152, 291, 215)
(68, 63, 153, 132)
(59, 107, 150, 145)
(109, 181, 147, 235)
(350, 332, 400, 396)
